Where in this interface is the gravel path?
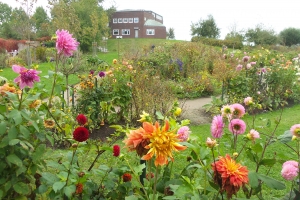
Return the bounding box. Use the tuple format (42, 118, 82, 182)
(179, 97, 213, 125)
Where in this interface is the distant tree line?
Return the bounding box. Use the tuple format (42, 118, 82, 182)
(0, 0, 115, 52)
(190, 15, 300, 46)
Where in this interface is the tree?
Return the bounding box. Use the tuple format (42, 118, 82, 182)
(279, 28, 300, 46)
(32, 6, 50, 37)
(0, 3, 12, 25)
(166, 27, 175, 39)
(190, 15, 220, 38)
(245, 24, 278, 45)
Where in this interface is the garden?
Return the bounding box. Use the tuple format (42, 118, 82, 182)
(1, 29, 300, 200)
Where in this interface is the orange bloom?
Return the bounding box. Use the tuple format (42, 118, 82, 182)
(212, 154, 248, 199)
(0, 83, 21, 95)
(141, 121, 187, 166)
(75, 183, 83, 194)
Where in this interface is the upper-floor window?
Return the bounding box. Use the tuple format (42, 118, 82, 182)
(113, 18, 117, 23)
(134, 18, 139, 23)
(123, 18, 128, 23)
(146, 29, 155, 35)
(113, 29, 119, 35)
(128, 18, 133, 23)
(122, 29, 130, 35)
(118, 18, 123, 23)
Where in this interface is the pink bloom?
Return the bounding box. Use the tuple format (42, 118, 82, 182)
(242, 56, 250, 62)
(247, 129, 260, 141)
(261, 68, 267, 73)
(177, 126, 191, 142)
(211, 115, 225, 138)
(246, 63, 251, 69)
(206, 137, 217, 148)
(229, 119, 246, 135)
(231, 103, 245, 118)
(244, 97, 253, 106)
(236, 64, 243, 71)
(56, 29, 79, 57)
(257, 91, 261, 95)
(12, 65, 40, 89)
(281, 161, 299, 181)
(250, 62, 256, 65)
(290, 124, 300, 137)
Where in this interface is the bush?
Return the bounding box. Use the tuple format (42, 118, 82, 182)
(191, 36, 244, 49)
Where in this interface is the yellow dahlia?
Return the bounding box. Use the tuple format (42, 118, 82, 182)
(44, 119, 55, 129)
(212, 154, 248, 199)
(141, 121, 187, 166)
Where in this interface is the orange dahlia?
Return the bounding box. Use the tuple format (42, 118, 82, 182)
(141, 121, 187, 166)
(212, 154, 248, 199)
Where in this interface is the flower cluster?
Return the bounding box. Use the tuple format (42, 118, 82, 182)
(73, 114, 89, 142)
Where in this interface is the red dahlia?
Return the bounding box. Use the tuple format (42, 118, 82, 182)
(73, 127, 89, 142)
(113, 145, 120, 157)
(76, 114, 87, 125)
(122, 173, 132, 182)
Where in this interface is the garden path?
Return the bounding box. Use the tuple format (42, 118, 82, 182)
(179, 97, 212, 125)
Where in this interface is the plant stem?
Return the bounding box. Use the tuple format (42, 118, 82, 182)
(65, 142, 78, 185)
(48, 54, 60, 107)
(42, 103, 64, 133)
(152, 167, 159, 200)
(88, 149, 105, 171)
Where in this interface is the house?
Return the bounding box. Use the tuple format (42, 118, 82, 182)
(109, 10, 166, 39)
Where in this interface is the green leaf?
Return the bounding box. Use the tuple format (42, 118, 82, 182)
(47, 161, 66, 171)
(125, 195, 139, 200)
(32, 144, 46, 163)
(256, 173, 285, 190)
(259, 158, 276, 167)
(41, 172, 60, 185)
(19, 125, 30, 139)
(0, 104, 6, 113)
(251, 143, 263, 153)
(13, 182, 30, 195)
(46, 134, 54, 146)
(8, 126, 18, 141)
(0, 136, 9, 148)
(53, 181, 66, 193)
(278, 130, 293, 144)
(248, 171, 259, 188)
(16, 166, 27, 177)
(133, 163, 145, 175)
(6, 154, 23, 167)
(155, 111, 164, 120)
(0, 122, 7, 135)
(63, 185, 76, 199)
(8, 110, 22, 125)
(0, 190, 3, 199)
(9, 139, 20, 146)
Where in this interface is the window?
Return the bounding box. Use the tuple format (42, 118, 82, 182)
(113, 29, 119, 35)
(123, 18, 128, 23)
(113, 18, 117, 23)
(118, 18, 122, 23)
(134, 18, 139, 23)
(146, 29, 155, 35)
(129, 18, 133, 23)
(122, 29, 130, 35)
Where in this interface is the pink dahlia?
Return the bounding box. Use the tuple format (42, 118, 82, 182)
(242, 56, 250, 62)
(229, 119, 246, 135)
(211, 115, 225, 138)
(281, 161, 299, 181)
(177, 126, 191, 142)
(244, 97, 253, 106)
(290, 124, 300, 137)
(56, 29, 79, 57)
(247, 129, 260, 141)
(236, 64, 243, 71)
(12, 65, 40, 89)
(231, 103, 245, 118)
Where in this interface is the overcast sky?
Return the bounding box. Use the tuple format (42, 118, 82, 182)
(3, 0, 300, 41)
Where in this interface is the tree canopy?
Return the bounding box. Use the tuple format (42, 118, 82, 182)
(245, 24, 278, 45)
(167, 27, 175, 39)
(279, 27, 300, 46)
(190, 15, 220, 39)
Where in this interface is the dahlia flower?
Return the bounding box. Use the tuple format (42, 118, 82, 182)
(221, 105, 233, 118)
(76, 114, 87, 126)
(12, 65, 41, 89)
(211, 115, 225, 138)
(113, 145, 120, 157)
(206, 137, 218, 148)
(290, 124, 300, 137)
(44, 119, 55, 129)
(281, 161, 299, 181)
(231, 103, 245, 118)
(244, 97, 253, 106)
(73, 127, 89, 142)
(242, 56, 250, 62)
(212, 154, 249, 199)
(229, 119, 246, 135)
(122, 173, 132, 182)
(56, 29, 79, 57)
(177, 126, 191, 142)
(236, 64, 243, 71)
(98, 71, 106, 78)
(247, 129, 260, 141)
(75, 183, 83, 194)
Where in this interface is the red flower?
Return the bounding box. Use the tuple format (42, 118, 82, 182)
(73, 127, 89, 142)
(113, 145, 120, 157)
(122, 173, 132, 182)
(75, 183, 83, 194)
(76, 114, 87, 125)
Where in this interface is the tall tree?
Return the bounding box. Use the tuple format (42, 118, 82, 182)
(167, 27, 175, 39)
(279, 28, 300, 46)
(245, 24, 278, 45)
(32, 6, 50, 37)
(190, 15, 220, 38)
(0, 3, 12, 25)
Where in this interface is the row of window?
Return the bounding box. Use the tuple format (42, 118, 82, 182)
(113, 18, 139, 24)
(113, 29, 155, 35)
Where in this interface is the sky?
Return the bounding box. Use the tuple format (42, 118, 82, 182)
(3, 0, 300, 41)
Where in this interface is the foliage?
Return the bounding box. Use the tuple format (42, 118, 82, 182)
(191, 15, 220, 38)
(279, 27, 300, 46)
(245, 24, 278, 45)
(167, 27, 175, 39)
(191, 36, 244, 49)
(32, 6, 51, 38)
